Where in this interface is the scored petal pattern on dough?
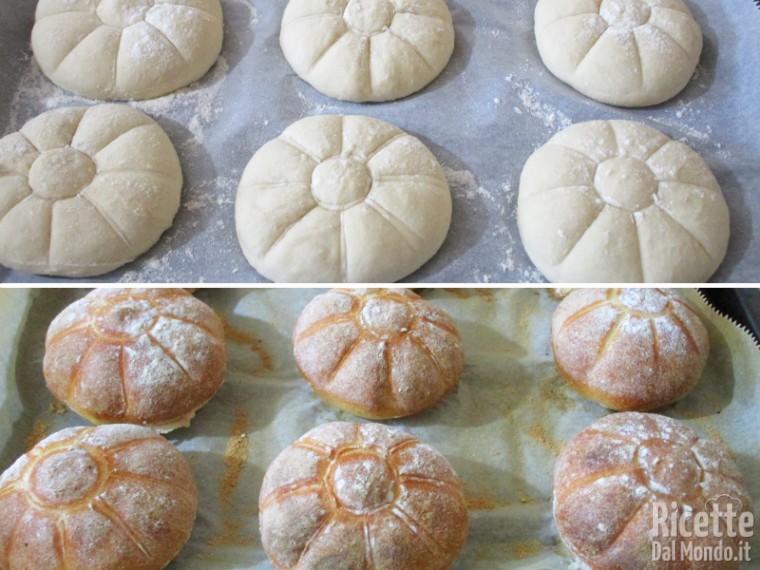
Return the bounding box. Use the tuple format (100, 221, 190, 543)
(235, 115, 452, 283)
(554, 412, 753, 569)
(259, 422, 468, 570)
(43, 289, 226, 430)
(280, 0, 455, 102)
(32, 0, 223, 100)
(293, 289, 464, 419)
(0, 425, 197, 570)
(535, 0, 702, 106)
(0, 105, 182, 277)
(518, 120, 729, 283)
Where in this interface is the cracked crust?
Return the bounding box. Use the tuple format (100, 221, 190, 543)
(259, 422, 468, 570)
(280, 0, 455, 102)
(551, 288, 709, 411)
(0, 105, 182, 277)
(235, 116, 452, 283)
(535, 0, 703, 107)
(518, 120, 730, 283)
(32, 0, 223, 100)
(293, 288, 464, 419)
(0, 424, 198, 570)
(43, 288, 226, 431)
(554, 412, 753, 569)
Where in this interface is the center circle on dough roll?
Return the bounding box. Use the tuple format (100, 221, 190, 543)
(92, 297, 159, 340)
(343, 0, 395, 36)
(636, 440, 701, 499)
(28, 148, 96, 201)
(311, 157, 372, 210)
(360, 297, 414, 337)
(96, 0, 154, 27)
(330, 450, 395, 512)
(31, 449, 102, 506)
(599, 0, 651, 30)
(594, 156, 657, 212)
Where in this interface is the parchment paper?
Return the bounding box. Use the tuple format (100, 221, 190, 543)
(0, 1, 759, 283)
(0, 287, 758, 568)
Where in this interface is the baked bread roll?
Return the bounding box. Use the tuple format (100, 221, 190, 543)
(0, 424, 197, 570)
(259, 422, 468, 569)
(554, 413, 753, 569)
(293, 288, 464, 419)
(552, 288, 709, 411)
(44, 288, 227, 432)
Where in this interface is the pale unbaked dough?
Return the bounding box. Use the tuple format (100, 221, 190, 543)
(535, 0, 703, 107)
(280, 0, 455, 102)
(32, 0, 224, 101)
(0, 104, 182, 277)
(518, 120, 730, 283)
(235, 115, 452, 283)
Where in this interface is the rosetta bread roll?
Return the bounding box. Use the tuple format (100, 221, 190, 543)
(44, 288, 227, 432)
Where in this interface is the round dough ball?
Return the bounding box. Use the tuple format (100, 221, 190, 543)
(0, 424, 197, 570)
(293, 288, 464, 419)
(32, 0, 224, 100)
(517, 120, 730, 283)
(554, 413, 753, 569)
(280, 0, 455, 102)
(552, 288, 709, 411)
(259, 422, 468, 569)
(0, 104, 182, 277)
(235, 115, 452, 283)
(535, 0, 703, 107)
(43, 288, 227, 432)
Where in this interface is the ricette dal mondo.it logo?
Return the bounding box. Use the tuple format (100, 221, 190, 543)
(651, 495, 754, 563)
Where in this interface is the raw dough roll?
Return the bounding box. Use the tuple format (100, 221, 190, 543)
(518, 120, 730, 283)
(0, 104, 182, 277)
(0, 424, 197, 570)
(235, 115, 452, 283)
(535, 0, 703, 107)
(280, 0, 455, 102)
(552, 288, 709, 411)
(44, 288, 227, 432)
(293, 288, 464, 419)
(554, 413, 753, 569)
(259, 422, 468, 569)
(32, 0, 224, 100)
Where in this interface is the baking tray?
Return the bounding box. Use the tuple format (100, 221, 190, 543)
(0, 288, 758, 568)
(0, 1, 759, 284)
(701, 288, 760, 344)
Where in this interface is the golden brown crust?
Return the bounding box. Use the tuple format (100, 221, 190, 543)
(259, 422, 468, 570)
(293, 289, 464, 420)
(0, 424, 198, 570)
(43, 288, 227, 432)
(551, 288, 709, 411)
(554, 413, 753, 570)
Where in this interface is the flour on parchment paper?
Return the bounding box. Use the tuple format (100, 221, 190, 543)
(121, 171, 243, 284)
(5, 53, 229, 146)
(504, 74, 572, 133)
(443, 166, 542, 283)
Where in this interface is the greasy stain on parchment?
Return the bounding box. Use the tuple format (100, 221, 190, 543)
(24, 402, 68, 451)
(444, 288, 495, 302)
(223, 320, 274, 372)
(208, 407, 253, 547)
